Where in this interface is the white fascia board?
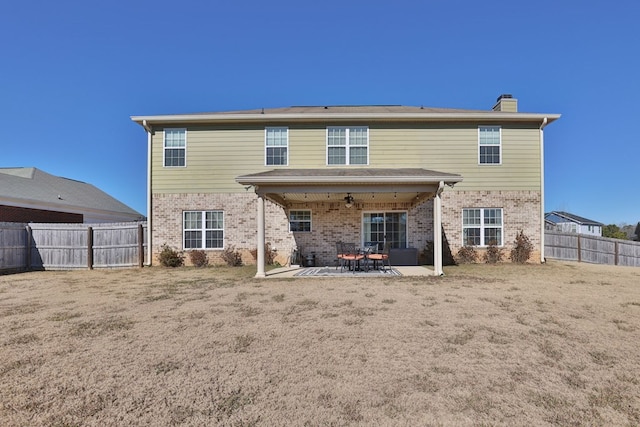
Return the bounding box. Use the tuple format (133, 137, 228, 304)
(132, 112, 561, 126)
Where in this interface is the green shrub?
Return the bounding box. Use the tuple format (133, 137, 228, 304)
(158, 244, 184, 267)
(221, 245, 243, 266)
(456, 245, 478, 264)
(189, 250, 209, 267)
(509, 231, 533, 263)
(483, 240, 504, 264)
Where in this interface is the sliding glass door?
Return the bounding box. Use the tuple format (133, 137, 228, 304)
(362, 212, 407, 249)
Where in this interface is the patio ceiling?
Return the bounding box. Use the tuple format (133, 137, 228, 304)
(236, 168, 463, 207)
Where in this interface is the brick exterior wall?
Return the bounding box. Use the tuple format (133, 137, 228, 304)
(152, 193, 295, 266)
(152, 189, 542, 266)
(0, 205, 83, 223)
(442, 190, 542, 262)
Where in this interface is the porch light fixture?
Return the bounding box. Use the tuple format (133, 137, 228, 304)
(344, 193, 354, 208)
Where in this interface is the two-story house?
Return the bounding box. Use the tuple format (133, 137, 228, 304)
(131, 95, 559, 276)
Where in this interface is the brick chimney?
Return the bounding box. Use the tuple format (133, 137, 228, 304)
(492, 94, 517, 112)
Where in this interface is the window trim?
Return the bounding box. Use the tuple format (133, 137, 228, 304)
(289, 209, 312, 232)
(326, 126, 369, 166)
(265, 127, 289, 166)
(163, 128, 187, 168)
(462, 208, 504, 247)
(183, 210, 224, 250)
(478, 125, 502, 165)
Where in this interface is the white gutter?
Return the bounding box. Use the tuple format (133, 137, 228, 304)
(132, 112, 561, 125)
(144, 120, 152, 266)
(539, 117, 548, 263)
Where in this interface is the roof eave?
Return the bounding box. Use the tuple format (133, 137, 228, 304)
(236, 175, 463, 186)
(0, 196, 142, 219)
(132, 112, 561, 126)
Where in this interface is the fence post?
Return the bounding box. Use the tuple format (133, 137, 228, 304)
(615, 241, 619, 266)
(26, 225, 32, 271)
(577, 235, 581, 262)
(138, 223, 144, 268)
(87, 226, 93, 270)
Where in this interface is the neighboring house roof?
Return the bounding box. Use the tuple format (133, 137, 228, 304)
(131, 104, 560, 126)
(545, 211, 603, 226)
(0, 167, 143, 222)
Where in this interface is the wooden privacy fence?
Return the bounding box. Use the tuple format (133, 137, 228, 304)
(0, 222, 147, 272)
(545, 231, 640, 267)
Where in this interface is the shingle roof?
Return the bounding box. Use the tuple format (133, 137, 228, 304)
(131, 104, 561, 126)
(196, 105, 484, 115)
(0, 167, 142, 218)
(237, 167, 462, 182)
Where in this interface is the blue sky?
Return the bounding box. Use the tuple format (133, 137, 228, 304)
(2, 1, 639, 225)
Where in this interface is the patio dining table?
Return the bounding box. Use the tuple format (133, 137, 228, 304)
(341, 243, 380, 272)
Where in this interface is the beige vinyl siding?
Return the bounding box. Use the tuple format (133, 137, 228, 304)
(151, 122, 541, 193)
(152, 126, 264, 193)
(369, 123, 541, 191)
(288, 126, 327, 167)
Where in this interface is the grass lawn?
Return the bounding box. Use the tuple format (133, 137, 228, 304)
(1, 260, 639, 426)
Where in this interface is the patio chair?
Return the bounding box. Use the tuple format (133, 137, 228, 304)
(340, 242, 365, 272)
(335, 241, 346, 270)
(367, 242, 391, 272)
(362, 242, 379, 270)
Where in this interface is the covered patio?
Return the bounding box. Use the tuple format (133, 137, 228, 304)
(236, 168, 462, 278)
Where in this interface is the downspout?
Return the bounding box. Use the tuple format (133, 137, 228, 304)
(143, 120, 153, 266)
(539, 117, 548, 264)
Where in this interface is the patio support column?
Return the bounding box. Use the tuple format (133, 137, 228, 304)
(255, 195, 266, 278)
(433, 181, 444, 276)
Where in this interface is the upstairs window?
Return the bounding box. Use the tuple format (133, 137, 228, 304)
(164, 128, 186, 167)
(462, 208, 503, 246)
(265, 127, 288, 166)
(478, 126, 501, 164)
(289, 210, 311, 232)
(327, 127, 368, 165)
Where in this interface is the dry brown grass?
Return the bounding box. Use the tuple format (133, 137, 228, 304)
(1, 261, 640, 426)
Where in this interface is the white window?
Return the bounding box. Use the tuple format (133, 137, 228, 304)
(478, 126, 501, 165)
(462, 208, 503, 246)
(164, 128, 186, 167)
(183, 211, 224, 249)
(327, 127, 368, 165)
(289, 210, 311, 232)
(265, 127, 288, 166)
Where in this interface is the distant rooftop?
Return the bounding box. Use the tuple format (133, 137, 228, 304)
(545, 211, 603, 226)
(0, 167, 142, 219)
